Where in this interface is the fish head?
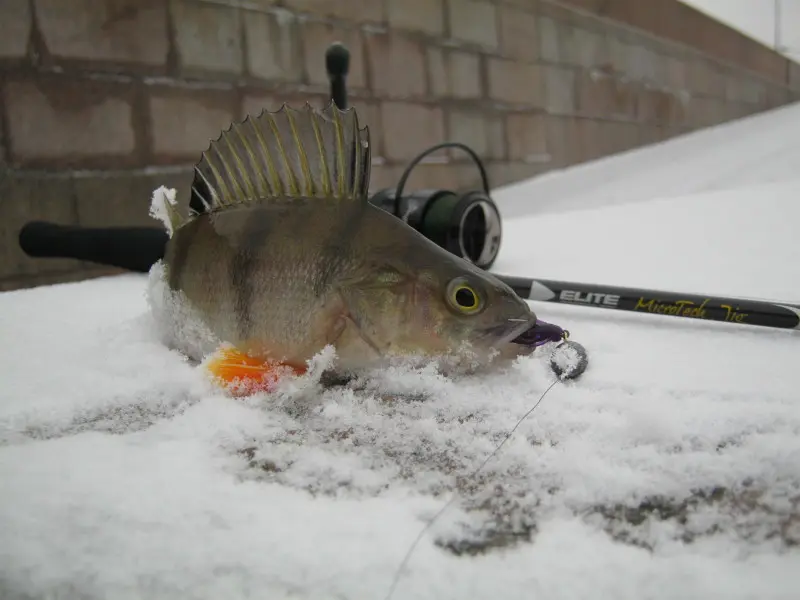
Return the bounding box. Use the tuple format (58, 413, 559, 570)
(351, 252, 541, 368)
(416, 259, 541, 363)
(340, 206, 552, 369)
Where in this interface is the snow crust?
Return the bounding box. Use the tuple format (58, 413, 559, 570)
(148, 186, 179, 237)
(2, 103, 800, 600)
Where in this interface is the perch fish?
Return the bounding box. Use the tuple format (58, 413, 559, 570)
(149, 102, 543, 394)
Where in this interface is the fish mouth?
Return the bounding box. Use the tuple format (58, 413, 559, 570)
(483, 315, 568, 351)
(486, 316, 539, 347)
(510, 319, 567, 347)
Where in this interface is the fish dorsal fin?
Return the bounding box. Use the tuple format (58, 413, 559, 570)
(191, 100, 371, 212)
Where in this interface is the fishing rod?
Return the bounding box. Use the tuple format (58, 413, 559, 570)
(18, 220, 799, 332)
(17, 217, 800, 332)
(500, 275, 800, 331)
(12, 43, 800, 334)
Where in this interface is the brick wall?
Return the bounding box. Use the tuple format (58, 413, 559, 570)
(1, 0, 799, 290)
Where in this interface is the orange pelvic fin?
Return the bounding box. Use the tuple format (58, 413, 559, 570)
(205, 346, 307, 397)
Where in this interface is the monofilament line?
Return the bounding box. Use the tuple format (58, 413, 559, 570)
(383, 377, 561, 600)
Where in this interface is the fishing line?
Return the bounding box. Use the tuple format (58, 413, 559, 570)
(382, 376, 562, 600)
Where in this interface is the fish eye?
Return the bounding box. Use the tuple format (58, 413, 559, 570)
(447, 278, 483, 314)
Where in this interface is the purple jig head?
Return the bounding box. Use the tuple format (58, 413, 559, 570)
(512, 318, 589, 380)
(512, 319, 568, 348)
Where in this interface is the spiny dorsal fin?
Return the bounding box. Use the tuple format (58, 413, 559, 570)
(191, 100, 371, 211)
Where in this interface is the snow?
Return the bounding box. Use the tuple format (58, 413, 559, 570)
(493, 180, 800, 302)
(2, 102, 800, 600)
(149, 186, 180, 237)
(493, 101, 800, 219)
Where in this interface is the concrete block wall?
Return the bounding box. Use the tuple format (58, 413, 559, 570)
(1, 0, 798, 290)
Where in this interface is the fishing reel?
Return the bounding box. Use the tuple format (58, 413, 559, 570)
(326, 42, 503, 271)
(368, 143, 502, 270)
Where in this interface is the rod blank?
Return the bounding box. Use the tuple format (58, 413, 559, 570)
(497, 274, 800, 331)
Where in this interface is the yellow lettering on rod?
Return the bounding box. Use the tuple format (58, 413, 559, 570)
(631, 297, 747, 321)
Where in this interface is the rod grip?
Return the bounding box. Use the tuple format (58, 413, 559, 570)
(18, 221, 168, 273)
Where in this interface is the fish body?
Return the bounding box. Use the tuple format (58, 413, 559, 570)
(152, 102, 540, 387)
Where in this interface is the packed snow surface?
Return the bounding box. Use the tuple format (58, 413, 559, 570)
(2, 103, 800, 600)
(493, 101, 800, 219)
